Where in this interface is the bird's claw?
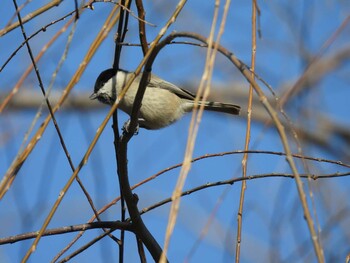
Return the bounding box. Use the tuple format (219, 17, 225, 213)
(122, 119, 139, 135)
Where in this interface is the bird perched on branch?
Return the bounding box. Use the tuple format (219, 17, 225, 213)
(90, 68, 241, 130)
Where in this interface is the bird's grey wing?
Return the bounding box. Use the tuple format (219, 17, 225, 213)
(148, 74, 195, 100)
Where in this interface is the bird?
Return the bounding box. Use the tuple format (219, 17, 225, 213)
(90, 68, 241, 130)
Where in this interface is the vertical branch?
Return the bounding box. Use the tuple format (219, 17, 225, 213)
(135, 0, 148, 55)
(134, 0, 148, 257)
(235, 0, 257, 261)
(74, 0, 79, 20)
(112, 110, 124, 261)
(112, 3, 189, 262)
(117, 130, 165, 261)
(113, 2, 125, 71)
(112, 1, 132, 261)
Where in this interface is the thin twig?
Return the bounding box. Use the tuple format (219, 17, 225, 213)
(0, 9, 81, 74)
(0, 221, 132, 245)
(4, 0, 31, 29)
(135, 0, 149, 55)
(94, 0, 156, 26)
(0, 0, 64, 37)
(235, 1, 257, 261)
(112, 1, 132, 261)
(140, 171, 350, 216)
(74, 0, 79, 20)
(57, 228, 117, 263)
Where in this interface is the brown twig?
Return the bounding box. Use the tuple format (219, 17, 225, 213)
(4, 0, 31, 29)
(0, 9, 81, 74)
(140, 171, 350, 216)
(0, 221, 132, 245)
(112, 1, 132, 261)
(94, 0, 156, 26)
(0, 17, 74, 114)
(135, 0, 149, 55)
(57, 228, 119, 263)
(0, 0, 64, 37)
(235, 1, 257, 261)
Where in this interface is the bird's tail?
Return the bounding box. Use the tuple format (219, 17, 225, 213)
(200, 101, 241, 115)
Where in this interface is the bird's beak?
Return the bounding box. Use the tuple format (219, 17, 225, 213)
(89, 93, 98, 100)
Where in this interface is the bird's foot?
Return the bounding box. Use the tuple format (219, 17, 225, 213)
(122, 119, 139, 135)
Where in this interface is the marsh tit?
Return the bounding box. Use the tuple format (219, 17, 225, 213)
(90, 68, 241, 130)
